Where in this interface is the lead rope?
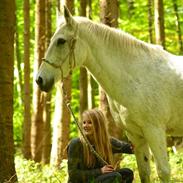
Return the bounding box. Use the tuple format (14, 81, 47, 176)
(61, 84, 108, 166)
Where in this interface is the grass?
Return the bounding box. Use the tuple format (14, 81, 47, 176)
(121, 151, 183, 183)
(15, 150, 183, 183)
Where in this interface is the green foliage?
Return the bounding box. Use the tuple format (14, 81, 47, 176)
(13, 1, 183, 182)
(121, 151, 183, 182)
(15, 154, 68, 183)
(70, 69, 80, 138)
(13, 73, 23, 145)
(15, 151, 183, 183)
(119, 0, 183, 55)
(13, 100, 23, 146)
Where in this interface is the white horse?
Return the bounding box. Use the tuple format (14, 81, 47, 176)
(36, 6, 183, 183)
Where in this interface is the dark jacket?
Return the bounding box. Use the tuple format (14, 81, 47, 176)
(67, 137, 133, 183)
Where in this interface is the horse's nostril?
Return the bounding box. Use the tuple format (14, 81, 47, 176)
(36, 76, 43, 86)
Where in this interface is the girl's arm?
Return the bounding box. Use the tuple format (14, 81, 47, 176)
(110, 137, 134, 154)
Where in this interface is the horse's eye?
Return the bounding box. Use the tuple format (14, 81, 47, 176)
(57, 38, 66, 45)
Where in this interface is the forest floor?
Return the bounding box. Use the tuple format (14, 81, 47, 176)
(15, 149, 183, 183)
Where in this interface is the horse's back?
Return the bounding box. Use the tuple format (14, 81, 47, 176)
(121, 52, 183, 136)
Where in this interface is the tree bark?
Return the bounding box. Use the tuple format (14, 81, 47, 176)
(79, 67, 88, 116)
(0, 0, 17, 182)
(154, 0, 165, 48)
(42, 93, 52, 164)
(148, 0, 154, 43)
(15, 14, 24, 105)
(42, 0, 52, 165)
(172, 0, 183, 54)
(22, 0, 32, 160)
(100, 0, 119, 27)
(88, 74, 97, 109)
(31, 0, 46, 162)
(79, 0, 88, 117)
(60, 0, 73, 161)
(50, 85, 63, 165)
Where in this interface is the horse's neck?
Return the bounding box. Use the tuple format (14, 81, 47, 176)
(80, 21, 145, 69)
(78, 21, 167, 103)
(80, 24, 134, 100)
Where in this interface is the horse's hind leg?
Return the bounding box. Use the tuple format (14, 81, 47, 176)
(143, 126, 170, 183)
(127, 132, 151, 183)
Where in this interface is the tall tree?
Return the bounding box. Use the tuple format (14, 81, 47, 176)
(86, 0, 98, 110)
(172, 0, 183, 54)
(100, 0, 118, 27)
(42, 0, 52, 164)
(154, 0, 165, 48)
(58, 0, 73, 161)
(50, 0, 72, 166)
(148, 0, 154, 43)
(22, 0, 31, 159)
(0, 0, 17, 182)
(15, 6, 24, 105)
(88, 74, 97, 109)
(31, 0, 46, 162)
(79, 0, 88, 117)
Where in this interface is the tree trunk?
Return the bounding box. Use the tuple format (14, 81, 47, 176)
(88, 0, 92, 19)
(0, 1, 17, 182)
(22, 0, 32, 160)
(80, 0, 87, 16)
(82, 0, 98, 110)
(50, 0, 72, 166)
(88, 74, 97, 109)
(50, 79, 71, 165)
(100, 0, 119, 27)
(42, 93, 52, 164)
(172, 0, 183, 54)
(148, 0, 154, 43)
(79, 0, 88, 117)
(79, 67, 88, 116)
(154, 0, 165, 48)
(31, 0, 46, 162)
(42, 0, 52, 164)
(15, 13, 24, 105)
(50, 85, 63, 165)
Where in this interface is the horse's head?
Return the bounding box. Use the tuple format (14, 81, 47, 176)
(36, 6, 87, 92)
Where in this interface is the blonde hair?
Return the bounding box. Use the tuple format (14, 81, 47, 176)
(80, 109, 113, 168)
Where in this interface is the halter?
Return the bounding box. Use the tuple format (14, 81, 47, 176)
(42, 36, 76, 81)
(42, 29, 108, 166)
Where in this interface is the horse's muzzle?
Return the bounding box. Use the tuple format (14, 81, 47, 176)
(36, 76, 54, 92)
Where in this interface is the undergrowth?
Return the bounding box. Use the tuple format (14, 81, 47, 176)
(15, 150, 183, 183)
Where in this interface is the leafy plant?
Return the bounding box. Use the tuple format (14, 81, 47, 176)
(15, 151, 183, 183)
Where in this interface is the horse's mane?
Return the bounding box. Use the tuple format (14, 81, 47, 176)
(75, 16, 164, 57)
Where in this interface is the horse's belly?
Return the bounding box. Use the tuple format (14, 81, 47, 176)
(166, 119, 183, 136)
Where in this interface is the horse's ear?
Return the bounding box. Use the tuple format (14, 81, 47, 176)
(64, 5, 71, 19)
(64, 5, 75, 27)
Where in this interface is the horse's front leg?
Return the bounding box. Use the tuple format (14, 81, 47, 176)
(143, 125, 170, 183)
(127, 131, 151, 183)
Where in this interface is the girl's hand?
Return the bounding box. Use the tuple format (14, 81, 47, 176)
(101, 165, 114, 174)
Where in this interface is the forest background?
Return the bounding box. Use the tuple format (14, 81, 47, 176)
(0, 0, 183, 182)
